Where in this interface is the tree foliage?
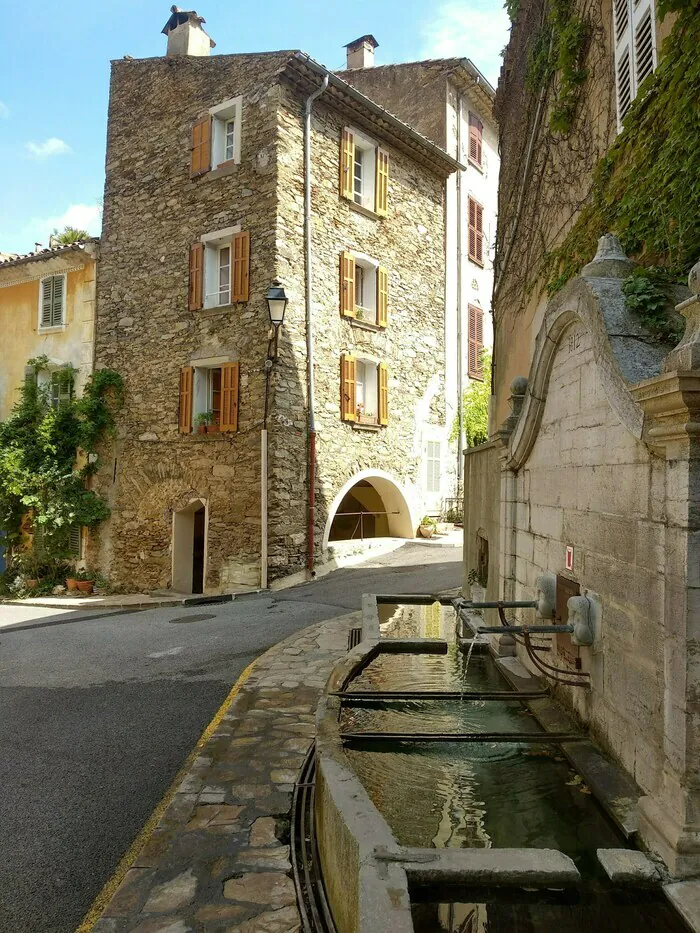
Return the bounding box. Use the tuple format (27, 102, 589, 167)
(450, 351, 492, 447)
(52, 226, 91, 245)
(0, 359, 123, 574)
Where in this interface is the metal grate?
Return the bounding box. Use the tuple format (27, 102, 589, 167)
(347, 626, 363, 650)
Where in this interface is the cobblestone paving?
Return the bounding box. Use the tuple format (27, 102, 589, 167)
(92, 613, 356, 933)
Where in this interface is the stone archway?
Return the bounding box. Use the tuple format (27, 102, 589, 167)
(323, 470, 415, 550)
(172, 497, 208, 594)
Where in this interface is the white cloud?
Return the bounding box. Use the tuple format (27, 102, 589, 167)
(422, 0, 510, 87)
(21, 203, 102, 249)
(25, 137, 73, 159)
(0, 101, 9, 119)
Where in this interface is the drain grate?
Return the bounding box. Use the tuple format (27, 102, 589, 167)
(169, 613, 217, 624)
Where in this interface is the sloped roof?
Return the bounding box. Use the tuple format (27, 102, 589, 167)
(0, 239, 99, 271)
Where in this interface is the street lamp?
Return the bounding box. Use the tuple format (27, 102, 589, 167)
(266, 279, 288, 328)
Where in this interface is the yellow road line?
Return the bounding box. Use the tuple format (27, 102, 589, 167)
(75, 657, 258, 933)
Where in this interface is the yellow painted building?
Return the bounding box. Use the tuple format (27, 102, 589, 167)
(0, 241, 98, 419)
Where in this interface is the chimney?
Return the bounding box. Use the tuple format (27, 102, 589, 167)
(344, 35, 378, 70)
(162, 6, 216, 57)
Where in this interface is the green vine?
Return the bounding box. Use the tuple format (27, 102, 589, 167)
(622, 268, 685, 342)
(526, 0, 589, 135)
(504, 0, 520, 22)
(0, 361, 123, 578)
(450, 350, 492, 447)
(542, 6, 700, 297)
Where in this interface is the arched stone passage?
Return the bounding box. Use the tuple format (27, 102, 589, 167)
(172, 497, 208, 594)
(323, 470, 414, 550)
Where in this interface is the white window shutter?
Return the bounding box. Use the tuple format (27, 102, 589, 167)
(633, 1, 656, 90)
(69, 525, 82, 557)
(41, 278, 53, 327)
(51, 275, 64, 326)
(614, 0, 633, 127)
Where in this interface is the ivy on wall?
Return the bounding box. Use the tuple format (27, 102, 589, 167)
(542, 5, 700, 295)
(526, 0, 589, 134)
(0, 358, 123, 579)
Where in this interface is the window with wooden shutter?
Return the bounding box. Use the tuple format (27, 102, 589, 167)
(231, 231, 250, 302)
(190, 117, 211, 176)
(375, 150, 389, 216)
(614, 0, 657, 128)
(340, 129, 355, 200)
(340, 252, 356, 318)
(376, 266, 388, 328)
(68, 525, 82, 558)
(468, 304, 484, 380)
(179, 366, 194, 433)
(340, 354, 357, 421)
(468, 113, 483, 168)
(189, 243, 204, 311)
(220, 362, 239, 432)
(468, 197, 484, 266)
(40, 275, 65, 328)
(378, 363, 389, 426)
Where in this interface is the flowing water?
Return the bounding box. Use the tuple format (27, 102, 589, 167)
(344, 603, 687, 932)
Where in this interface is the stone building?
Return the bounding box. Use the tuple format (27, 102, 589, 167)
(463, 0, 700, 879)
(339, 42, 498, 502)
(89, 10, 461, 595)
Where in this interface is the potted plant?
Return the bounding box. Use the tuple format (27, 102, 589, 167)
(419, 515, 437, 538)
(194, 411, 214, 434)
(355, 307, 366, 322)
(205, 410, 219, 433)
(74, 568, 96, 595)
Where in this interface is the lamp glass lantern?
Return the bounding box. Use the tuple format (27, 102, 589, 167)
(266, 280, 288, 328)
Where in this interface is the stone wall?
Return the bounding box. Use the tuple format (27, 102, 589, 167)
(91, 53, 447, 593)
(271, 83, 447, 575)
(462, 441, 500, 599)
(509, 322, 665, 795)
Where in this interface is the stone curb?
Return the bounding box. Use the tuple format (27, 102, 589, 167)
(0, 592, 260, 611)
(86, 610, 359, 933)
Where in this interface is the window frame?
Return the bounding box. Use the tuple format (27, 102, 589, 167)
(38, 273, 66, 331)
(209, 96, 243, 169)
(354, 356, 380, 425)
(353, 254, 379, 324)
(467, 112, 484, 170)
(352, 132, 377, 212)
(200, 224, 241, 309)
(49, 369, 74, 410)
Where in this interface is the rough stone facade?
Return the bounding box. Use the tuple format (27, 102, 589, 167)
(90, 52, 451, 593)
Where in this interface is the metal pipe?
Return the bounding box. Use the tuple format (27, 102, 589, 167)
(341, 731, 586, 743)
(457, 599, 538, 609)
(476, 624, 573, 634)
(303, 74, 328, 578)
(456, 92, 464, 489)
(333, 690, 549, 700)
(260, 428, 268, 589)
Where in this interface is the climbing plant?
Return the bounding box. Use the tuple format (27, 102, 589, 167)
(0, 359, 123, 575)
(450, 351, 492, 448)
(542, 6, 700, 295)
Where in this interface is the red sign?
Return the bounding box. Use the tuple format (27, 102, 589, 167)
(565, 545, 574, 572)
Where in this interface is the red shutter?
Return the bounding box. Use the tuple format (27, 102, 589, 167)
(468, 305, 484, 380)
(468, 113, 483, 167)
(468, 197, 484, 266)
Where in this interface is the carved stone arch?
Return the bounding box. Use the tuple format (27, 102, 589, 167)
(506, 275, 653, 471)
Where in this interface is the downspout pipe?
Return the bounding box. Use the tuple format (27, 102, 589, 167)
(456, 93, 464, 492)
(304, 74, 328, 577)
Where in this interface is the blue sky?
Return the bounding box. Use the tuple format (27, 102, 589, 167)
(0, 0, 509, 254)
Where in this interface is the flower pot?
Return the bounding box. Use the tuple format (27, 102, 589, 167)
(66, 577, 79, 592)
(76, 580, 95, 594)
(419, 524, 435, 539)
(197, 425, 207, 435)
(207, 423, 219, 434)
(25, 578, 38, 590)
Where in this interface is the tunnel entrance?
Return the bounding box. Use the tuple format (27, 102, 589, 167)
(326, 472, 414, 546)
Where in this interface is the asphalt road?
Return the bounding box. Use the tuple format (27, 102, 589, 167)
(0, 543, 462, 933)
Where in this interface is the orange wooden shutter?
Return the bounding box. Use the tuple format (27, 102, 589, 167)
(231, 231, 250, 302)
(375, 149, 389, 216)
(340, 251, 356, 318)
(179, 367, 193, 433)
(340, 129, 355, 199)
(468, 113, 483, 167)
(220, 362, 239, 432)
(378, 363, 389, 425)
(340, 354, 356, 421)
(189, 242, 204, 311)
(377, 266, 388, 327)
(468, 304, 484, 379)
(190, 117, 211, 176)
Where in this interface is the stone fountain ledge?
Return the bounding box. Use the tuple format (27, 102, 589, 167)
(314, 599, 583, 933)
(89, 612, 357, 933)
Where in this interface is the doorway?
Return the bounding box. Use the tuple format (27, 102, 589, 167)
(172, 498, 207, 594)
